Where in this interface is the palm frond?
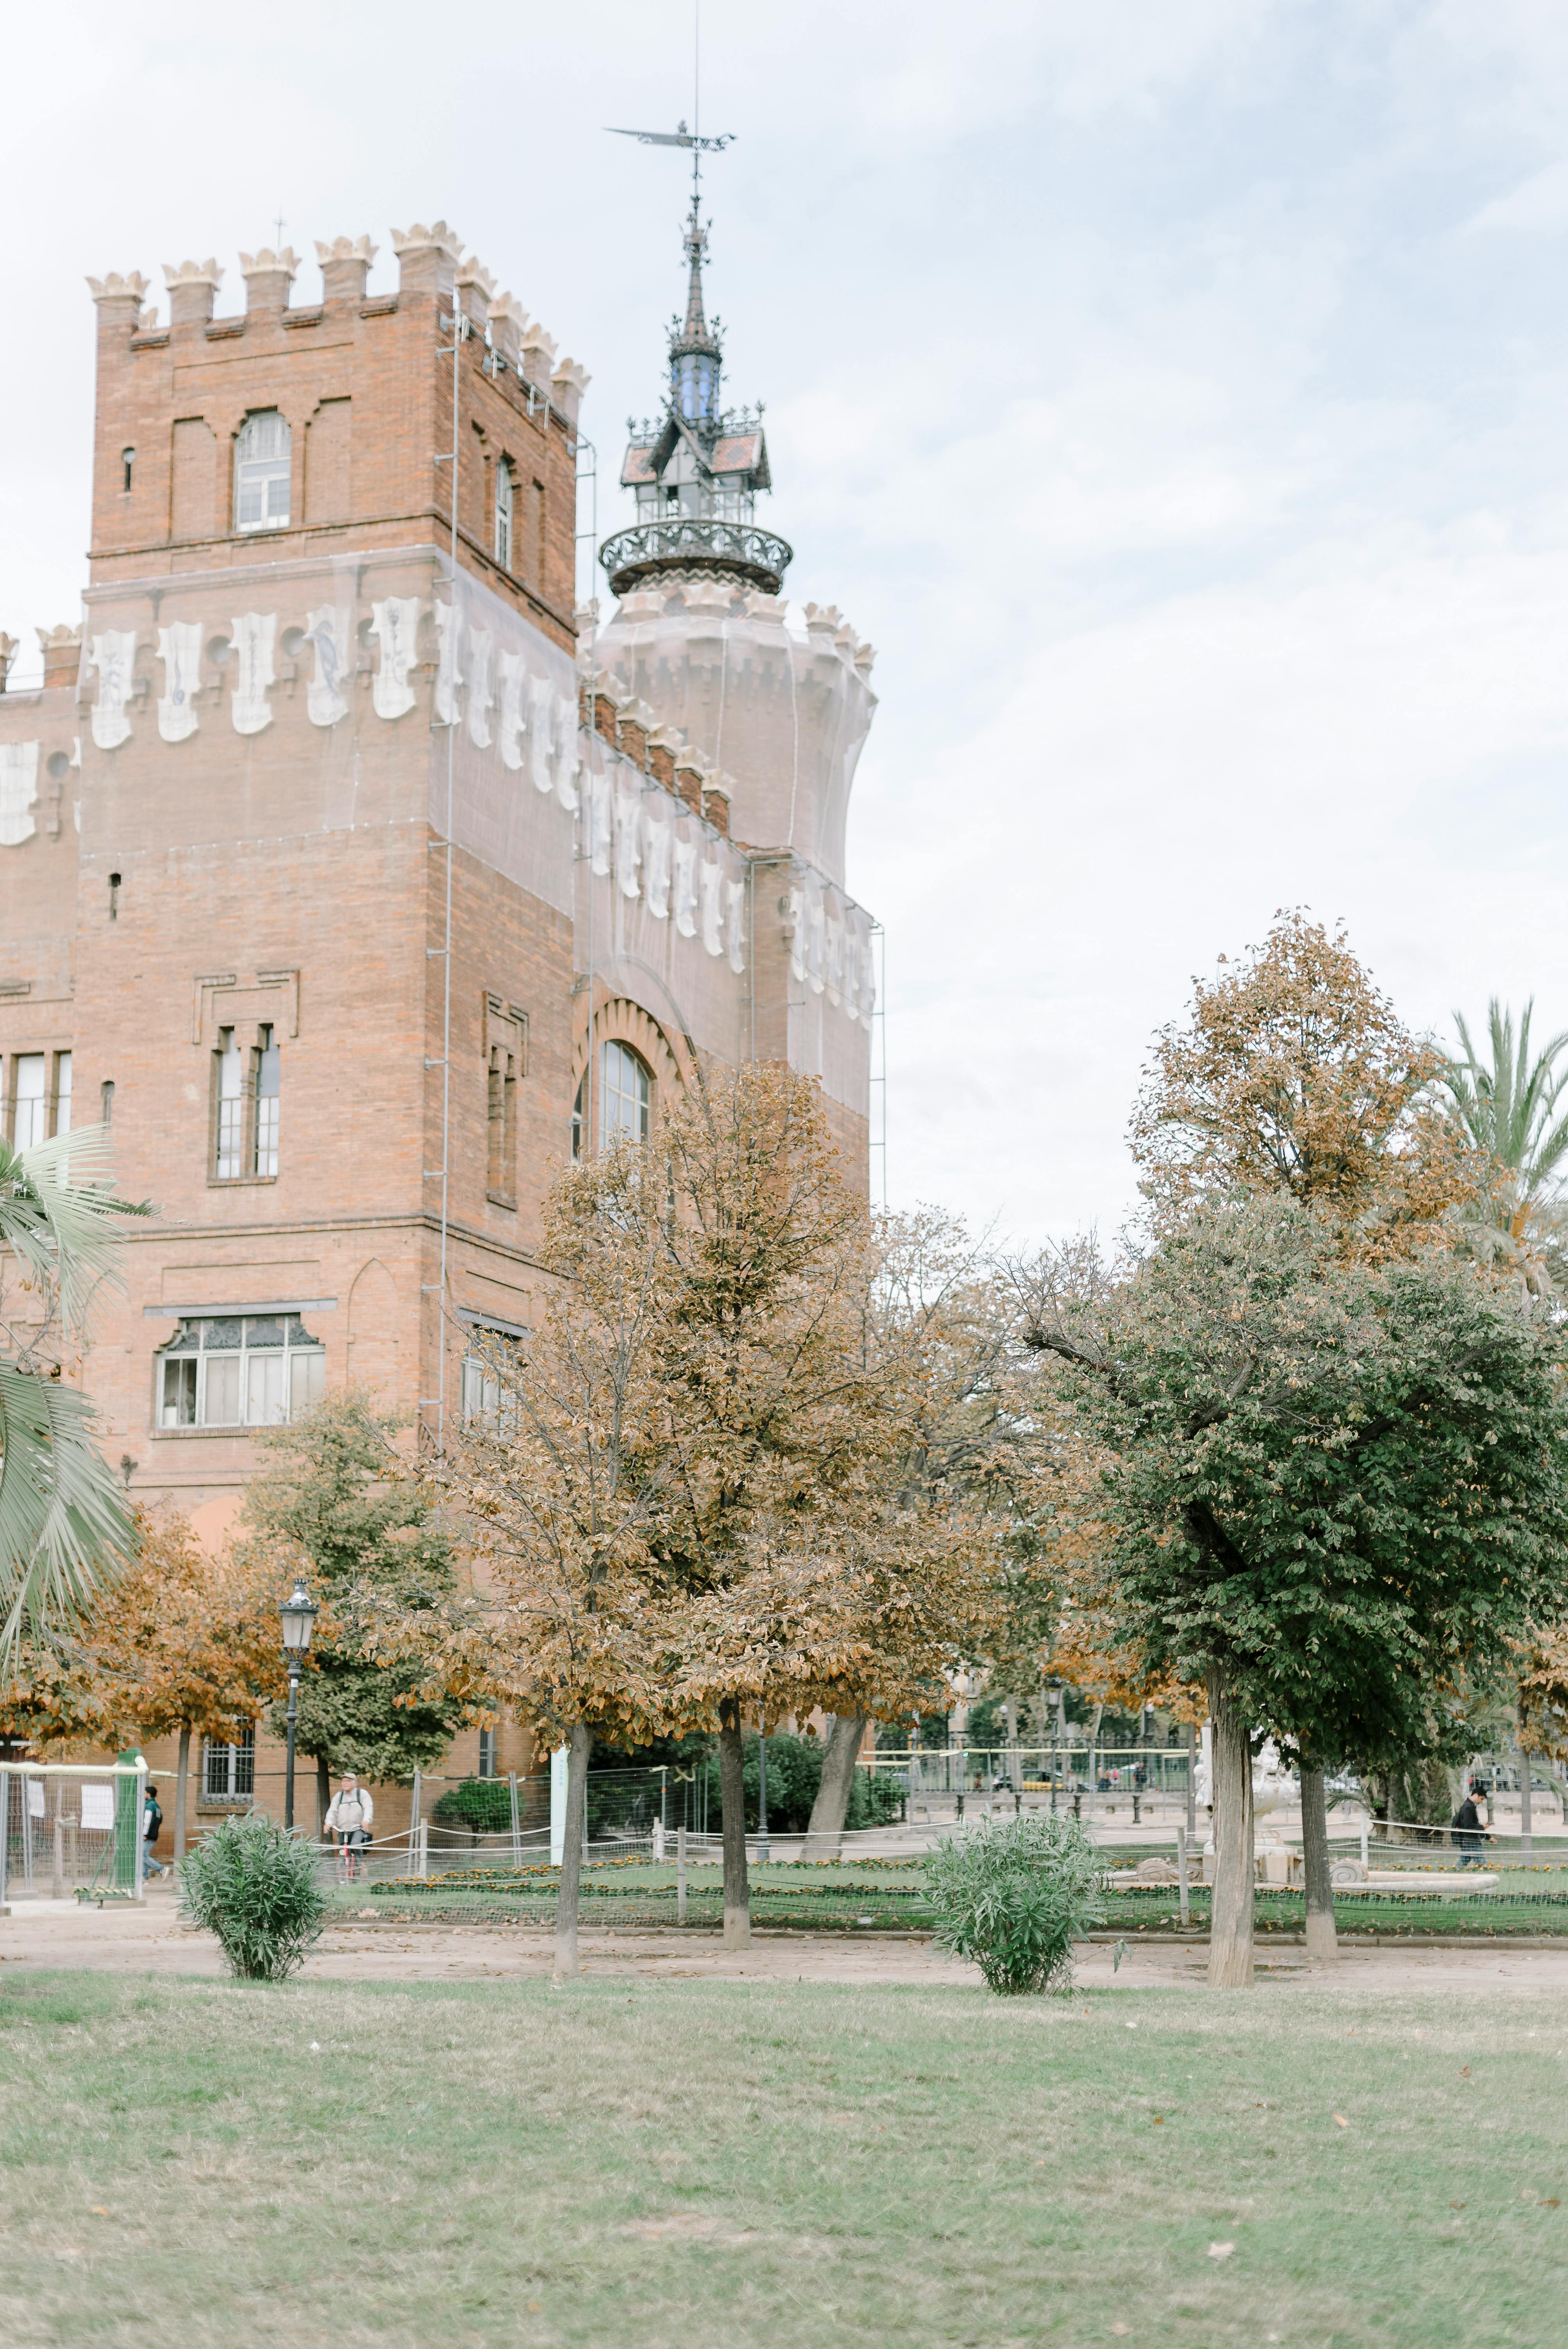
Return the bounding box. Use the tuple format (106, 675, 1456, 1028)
(0, 1360, 138, 1652)
(0, 1126, 151, 1342)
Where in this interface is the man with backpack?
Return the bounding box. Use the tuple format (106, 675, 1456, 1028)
(323, 1773, 374, 1879)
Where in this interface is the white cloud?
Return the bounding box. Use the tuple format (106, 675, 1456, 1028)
(1466, 158, 1568, 233)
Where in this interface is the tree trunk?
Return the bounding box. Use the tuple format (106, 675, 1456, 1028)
(1207, 1677, 1254, 1988)
(718, 1702, 750, 1947)
(801, 1713, 867, 1859)
(1300, 1765, 1336, 1965)
(552, 1720, 593, 1980)
(173, 1723, 191, 1863)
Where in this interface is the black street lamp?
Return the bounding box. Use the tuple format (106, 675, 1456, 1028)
(280, 1577, 317, 1831)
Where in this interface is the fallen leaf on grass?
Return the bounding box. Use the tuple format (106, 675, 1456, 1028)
(1450, 2203, 1466, 2210)
(1208, 2241, 1234, 2261)
(1543, 2199, 1561, 2208)
(1112, 2327, 1131, 2337)
(1333, 2114, 1349, 2128)
(1152, 2116, 1164, 2125)
(89, 2208, 108, 2218)
(1461, 2065, 1471, 2077)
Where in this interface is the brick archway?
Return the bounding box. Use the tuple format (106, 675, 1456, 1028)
(571, 991, 691, 1151)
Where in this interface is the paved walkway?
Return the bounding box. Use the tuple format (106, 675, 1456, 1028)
(7, 1889, 1568, 1993)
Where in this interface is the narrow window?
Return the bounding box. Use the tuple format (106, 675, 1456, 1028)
(11, 1055, 46, 1150)
(602, 1039, 650, 1144)
(494, 460, 513, 570)
(108, 872, 121, 921)
(461, 1354, 501, 1421)
(572, 1041, 650, 1158)
(100, 1078, 115, 1125)
(253, 1024, 279, 1177)
(487, 1044, 516, 1201)
(478, 1727, 497, 1779)
(214, 1028, 243, 1178)
(52, 1051, 71, 1138)
(121, 447, 135, 493)
(234, 410, 291, 533)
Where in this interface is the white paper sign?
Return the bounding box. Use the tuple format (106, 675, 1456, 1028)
(80, 1783, 115, 1831)
(26, 1779, 44, 1819)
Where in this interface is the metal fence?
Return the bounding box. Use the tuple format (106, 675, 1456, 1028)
(0, 1762, 148, 1903)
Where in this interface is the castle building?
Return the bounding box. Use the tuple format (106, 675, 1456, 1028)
(0, 200, 880, 1817)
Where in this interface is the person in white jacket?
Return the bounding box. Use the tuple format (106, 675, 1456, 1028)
(323, 1774, 374, 1878)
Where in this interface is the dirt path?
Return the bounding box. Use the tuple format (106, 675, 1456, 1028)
(8, 1891, 1568, 1993)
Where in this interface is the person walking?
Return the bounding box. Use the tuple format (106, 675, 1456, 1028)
(142, 1784, 169, 1878)
(1452, 1779, 1487, 1868)
(323, 1773, 374, 1880)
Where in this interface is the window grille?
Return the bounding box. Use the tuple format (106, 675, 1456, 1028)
(234, 410, 291, 533)
(254, 1025, 279, 1177)
(494, 462, 513, 570)
(157, 1313, 326, 1430)
(203, 1727, 255, 1801)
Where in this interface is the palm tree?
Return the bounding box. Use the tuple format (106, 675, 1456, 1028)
(0, 1125, 148, 1654)
(1440, 998, 1568, 1293)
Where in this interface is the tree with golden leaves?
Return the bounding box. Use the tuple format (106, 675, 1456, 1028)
(90, 1511, 290, 1857)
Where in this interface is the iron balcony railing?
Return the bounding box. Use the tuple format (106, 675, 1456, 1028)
(600, 516, 793, 597)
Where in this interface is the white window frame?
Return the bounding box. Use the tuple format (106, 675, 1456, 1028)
(494, 460, 513, 570)
(234, 410, 291, 534)
(156, 1312, 326, 1431)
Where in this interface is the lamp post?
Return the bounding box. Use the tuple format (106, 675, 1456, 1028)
(280, 1577, 317, 1832)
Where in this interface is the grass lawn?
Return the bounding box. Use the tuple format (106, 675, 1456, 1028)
(4, 1965, 1568, 2347)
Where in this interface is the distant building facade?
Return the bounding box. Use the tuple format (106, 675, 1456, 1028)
(0, 201, 880, 1825)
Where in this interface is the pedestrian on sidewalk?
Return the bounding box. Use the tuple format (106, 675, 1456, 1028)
(324, 1774, 374, 1879)
(142, 1785, 169, 1877)
(1451, 1779, 1487, 1868)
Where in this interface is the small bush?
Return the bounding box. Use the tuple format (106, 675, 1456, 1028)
(925, 1811, 1105, 1995)
(432, 1778, 513, 1836)
(180, 1814, 327, 1981)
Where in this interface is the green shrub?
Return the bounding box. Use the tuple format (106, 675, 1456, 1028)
(846, 1765, 904, 1830)
(925, 1811, 1105, 1994)
(432, 1778, 514, 1836)
(179, 1814, 327, 1981)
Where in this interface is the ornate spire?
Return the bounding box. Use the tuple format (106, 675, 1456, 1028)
(669, 195, 721, 424)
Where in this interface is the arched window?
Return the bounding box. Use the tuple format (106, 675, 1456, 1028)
(494, 460, 513, 570)
(234, 410, 291, 533)
(572, 1039, 651, 1158)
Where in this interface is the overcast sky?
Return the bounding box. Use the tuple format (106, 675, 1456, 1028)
(4, 2, 1566, 1246)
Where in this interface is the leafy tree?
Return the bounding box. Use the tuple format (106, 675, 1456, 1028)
(235, 1392, 460, 1825)
(1015, 1201, 1568, 1986)
(90, 1510, 286, 1856)
(1124, 910, 1490, 1960)
(0, 1127, 148, 1654)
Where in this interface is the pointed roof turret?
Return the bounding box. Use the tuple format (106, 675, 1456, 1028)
(601, 138, 790, 600)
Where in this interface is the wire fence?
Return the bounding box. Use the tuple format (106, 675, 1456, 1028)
(0, 1763, 148, 1903)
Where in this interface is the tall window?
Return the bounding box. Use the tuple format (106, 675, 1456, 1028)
(213, 1025, 281, 1181)
(54, 1052, 71, 1137)
(234, 410, 291, 533)
(203, 1728, 255, 1802)
(494, 460, 513, 570)
(477, 1727, 497, 1779)
(11, 1055, 46, 1149)
(214, 1028, 244, 1178)
(572, 1040, 651, 1160)
(157, 1313, 326, 1431)
(488, 1040, 517, 1203)
(254, 1025, 279, 1177)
